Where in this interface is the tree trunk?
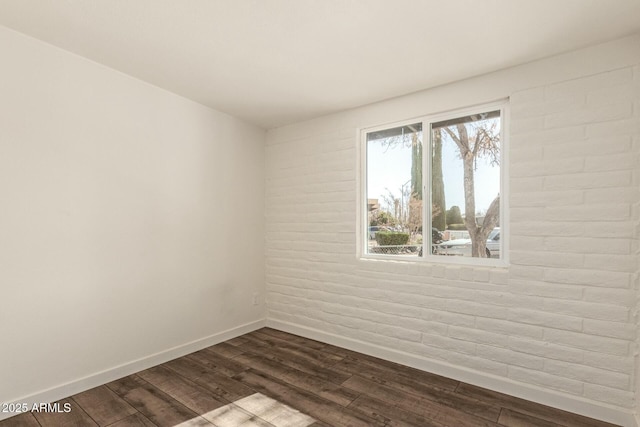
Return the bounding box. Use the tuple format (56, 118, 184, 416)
(457, 124, 484, 258)
(409, 130, 423, 237)
(440, 121, 500, 258)
(431, 129, 446, 231)
(410, 131, 422, 200)
(462, 149, 483, 256)
(457, 121, 500, 258)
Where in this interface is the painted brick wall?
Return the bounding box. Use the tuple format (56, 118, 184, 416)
(265, 41, 640, 414)
(505, 67, 639, 408)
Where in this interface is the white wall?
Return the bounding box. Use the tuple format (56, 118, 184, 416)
(265, 34, 640, 425)
(0, 26, 265, 411)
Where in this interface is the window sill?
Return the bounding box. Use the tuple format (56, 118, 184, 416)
(359, 253, 509, 268)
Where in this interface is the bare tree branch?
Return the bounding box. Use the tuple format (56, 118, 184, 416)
(472, 128, 482, 157)
(442, 126, 466, 154)
(482, 195, 500, 231)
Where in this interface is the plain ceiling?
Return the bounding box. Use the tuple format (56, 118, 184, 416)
(1, 0, 639, 129)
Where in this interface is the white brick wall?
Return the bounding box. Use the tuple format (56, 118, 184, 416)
(265, 41, 640, 413)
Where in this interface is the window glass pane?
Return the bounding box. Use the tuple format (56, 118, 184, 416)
(366, 123, 422, 257)
(431, 110, 501, 259)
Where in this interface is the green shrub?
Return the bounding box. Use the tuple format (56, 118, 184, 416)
(375, 232, 409, 246)
(447, 223, 467, 230)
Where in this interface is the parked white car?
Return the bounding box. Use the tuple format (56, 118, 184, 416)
(435, 228, 500, 258)
(442, 229, 470, 241)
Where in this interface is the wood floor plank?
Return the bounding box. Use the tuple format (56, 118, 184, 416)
(232, 334, 270, 355)
(136, 366, 178, 387)
(299, 339, 391, 365)
(105, 412, 157, 427)
(191, 371, 259, 403)
(118, 382, 207, 427)
(31, 398, 98, 427)
(162, 357, 255, 402)
(248, 331, 344, 365)
(163, 357, 211, 381)
(225, 336, 251, 347)
(498, 408, 561, 427)
(257, 328, 327, 351)
(343, 375, 500, 427)
(186, 348, 251, 376)
(348, 394, 446, 427)
(205, 342, 246, 358)
(161, 356, 256, 402)
(0, 412, 41, 427)
(234, 352, 359, 406)
(71, 385, 137, 426)
(339, 351, 459, 392)
(237, 342, 351, 385)
(137, 365, 228, 415)
(107, 375, 149, 396)
(335, 357, 500, 421)
(455, 383, 618, 427)
(233, 368, 382, 427)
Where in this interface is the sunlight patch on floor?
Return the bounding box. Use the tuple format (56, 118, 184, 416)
(199, 393, 316, 427)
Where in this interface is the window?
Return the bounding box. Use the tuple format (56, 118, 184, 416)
(362, 102, 507, 264)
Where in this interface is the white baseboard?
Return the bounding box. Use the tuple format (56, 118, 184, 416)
(267, 319, 635, 427)
(0, 319, 266, 422)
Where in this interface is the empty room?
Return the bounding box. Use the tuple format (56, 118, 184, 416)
(1, 1, 639, 426)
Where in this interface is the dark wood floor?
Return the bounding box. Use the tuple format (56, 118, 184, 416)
(1, 328, 619, 427)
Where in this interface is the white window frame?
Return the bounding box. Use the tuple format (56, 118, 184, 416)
(359, 100, 509, 267)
